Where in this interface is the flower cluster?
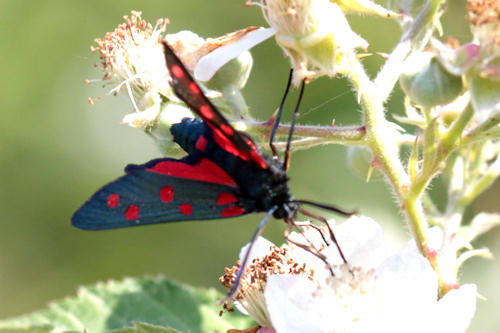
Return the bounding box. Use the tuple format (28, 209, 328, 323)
(221, 217, 477, 332)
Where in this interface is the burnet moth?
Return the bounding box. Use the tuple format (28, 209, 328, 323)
(72, 41, 355, 298)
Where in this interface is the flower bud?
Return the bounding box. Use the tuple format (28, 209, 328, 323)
(467, 63, 500, 122)
(399, 52, 463, 108)
(203, 51, 253, 91)
(167, 27, 261, 90)
(260, 0, 368, 85)
(150, 103, 194, 156)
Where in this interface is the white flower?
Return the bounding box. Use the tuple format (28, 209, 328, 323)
(223, 216, 477, 333)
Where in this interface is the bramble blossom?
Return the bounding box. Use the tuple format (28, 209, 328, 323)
(221, 216, 477, 333)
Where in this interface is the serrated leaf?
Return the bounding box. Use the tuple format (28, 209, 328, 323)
(0, 276, 254, 333)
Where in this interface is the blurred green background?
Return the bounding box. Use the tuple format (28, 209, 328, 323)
(0, 0, 498, 332)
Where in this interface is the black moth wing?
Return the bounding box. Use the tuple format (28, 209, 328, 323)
(162, 41, 269, 170)
(71, 157, 253, 230)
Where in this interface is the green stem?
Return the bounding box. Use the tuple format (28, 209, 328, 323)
(340, 0, 448, 295)
(247, 121, 366, 145)
(461, 109, 500, 145)
(439, 107, 474, 158)
(460, 155, 500, 206)
(347, 60, 423, 246)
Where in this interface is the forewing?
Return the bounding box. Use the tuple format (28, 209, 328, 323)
(72, 157, 251, 230)
(162, 41, 268, 170)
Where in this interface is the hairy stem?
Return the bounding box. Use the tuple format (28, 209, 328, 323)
(462, 109, 500, 145)
(248, 121, 366, 145)
(344, 0, 449, 294)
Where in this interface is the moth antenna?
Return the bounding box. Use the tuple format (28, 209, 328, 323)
(292, 199, 357, 217)
(283, 79, 305, 171)
(269, 69, 293, 160)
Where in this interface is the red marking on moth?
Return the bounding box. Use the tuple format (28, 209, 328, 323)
(124, 205, 139, 220)
(189, 82, 201, 94)
(195, 136, 208, 151)
(171, 65, 184, 78)
(220, 124, 234, 136)
(200, 105, 215, 120)
(244, 137, 257, 150)
(147, 158, 237, 187)
(210, 124, 268, 169)
(212, 128, 249, 161)
(160, 186, 174, 202)
(217, 192, 238, 205)
(250, 150, 268, 169)
(107, 194, 120, 208)
(447, 283, 461, 290)
(221, 205, 245, 217)
(244, 137, 268, 169)
(179, 203, 193, 216)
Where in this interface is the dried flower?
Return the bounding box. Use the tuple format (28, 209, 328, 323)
(91, 11, 172, 128)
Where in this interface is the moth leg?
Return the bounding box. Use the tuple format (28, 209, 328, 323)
(284, 219, 335, 277)
(298, 207, 349, 266)
(292, 220, 330, 247)
(221, 206, 277, 303)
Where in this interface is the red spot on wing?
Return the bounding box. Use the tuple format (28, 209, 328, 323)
(107, 194, 120, 208)
(200, 105, 215, 120)
(195, 136, 208, 151)
(250, 150, 268, 170)
(221, 206, 245, 217)
(220, 124, 234, 136)
(244, 137, 257, 150)
(212, 128, 249, 161)
(124, 205, 139, 220)
(160, 186, 174, 202)
(147, 158, 237, 187)
(189, 82, 201, 94)
(244, 137, 268, 169)
(211, 125, 269, 170)
(217, 192, 238, 205)
(179, 203, 193, 216)
(171, 65, 184, 78)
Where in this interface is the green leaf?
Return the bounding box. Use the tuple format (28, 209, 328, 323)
(0, 276, 254, 333)
(109, 321, 180, 333)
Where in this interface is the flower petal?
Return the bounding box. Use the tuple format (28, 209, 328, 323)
(324, 216, 394, 267)
(375, 246, 437, 328)
(265, 274, 329, 333)
(239, 236, 276, 263)
(194, 27, 276, 81)
(431, 284, 477, 333)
